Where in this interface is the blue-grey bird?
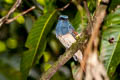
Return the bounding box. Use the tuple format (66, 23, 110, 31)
(56, 15, 82, 62)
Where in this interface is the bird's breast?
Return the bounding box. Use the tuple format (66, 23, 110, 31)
(57, 33, 76, 49)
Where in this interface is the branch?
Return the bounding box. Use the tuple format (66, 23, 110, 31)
(31, 0, 44, 11)
(6, 6, 35, 24)
(40, 0, 110, 80)
(81, 0, 109, 70)
(57, 0, 72, 11)
(39, 36, 87, 80)
(6, 0, 22, 18)
(0, 0, 22, 27)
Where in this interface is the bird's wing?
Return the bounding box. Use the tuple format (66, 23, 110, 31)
(69, 24, 78, 37)
(56, 20, 63, 38)
(69, 24, 74, 31)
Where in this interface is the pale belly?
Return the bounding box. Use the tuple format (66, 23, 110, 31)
(57, 33, 82, 62)
(57, 33, 76, 49)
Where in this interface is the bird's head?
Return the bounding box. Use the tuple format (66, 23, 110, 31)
(58, 15, 68, 21)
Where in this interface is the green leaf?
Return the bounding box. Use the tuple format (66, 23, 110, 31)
(25, 16, 33, 32)
(104, 8, 120, 26)
(100, 29, 120, 77)
(71, 11, 87, 33)
(20, 10, 58, 80)
(72, 11, 81, 30)
(111, 64, 120, 80)
(87, 0, 96, 12)
(100, 9, 120, 78)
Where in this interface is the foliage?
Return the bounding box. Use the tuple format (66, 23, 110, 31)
(21, 10, 58, 80)
(0, 0, 120, 80)
(100, 8, 120, 78)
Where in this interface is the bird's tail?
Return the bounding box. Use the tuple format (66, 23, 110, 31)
(73, 50, 83, 62)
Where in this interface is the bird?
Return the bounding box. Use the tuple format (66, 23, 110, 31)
(56, 15, 83, 62)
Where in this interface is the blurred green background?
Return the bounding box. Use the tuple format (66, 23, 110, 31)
(0, 0, 120, 80)
(0, 0, 79, 80)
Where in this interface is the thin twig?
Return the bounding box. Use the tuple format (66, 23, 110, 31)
(57, 0, 72, 11)
(58, 3, 70, 11)
(6, 6, 36, 24)
(0, 0, 22, 27)
(6, 0, 22, 18)
(31, 0, 43, 11)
